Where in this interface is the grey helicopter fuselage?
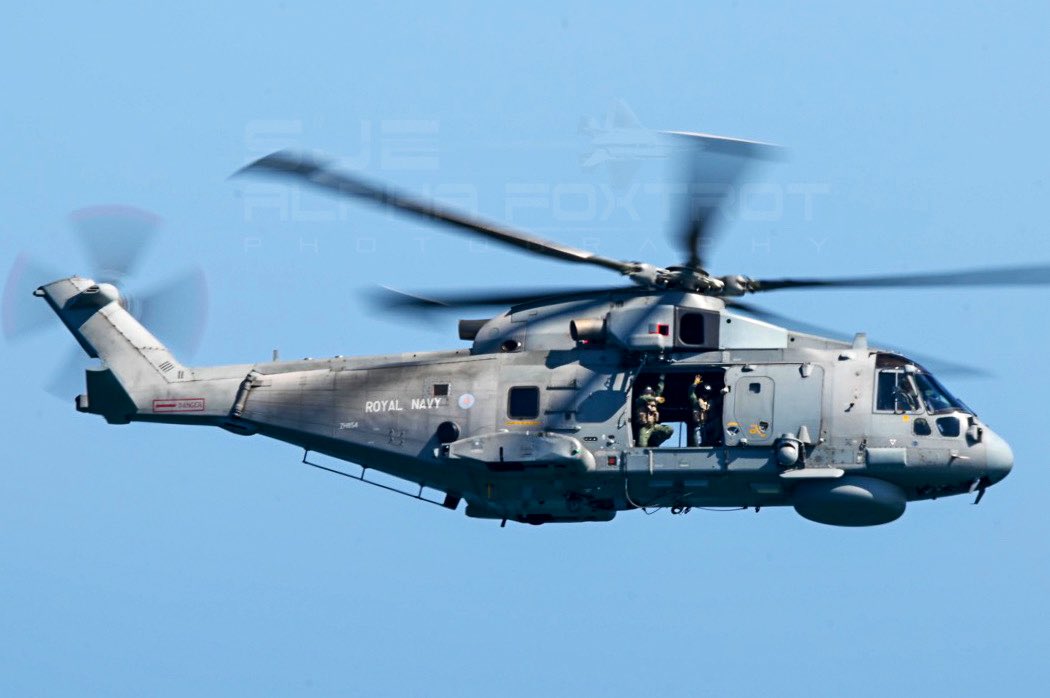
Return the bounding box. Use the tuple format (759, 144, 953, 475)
(39, 275, 1012, 527)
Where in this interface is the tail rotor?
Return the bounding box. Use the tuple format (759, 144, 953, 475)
(3, 206, 209, 398)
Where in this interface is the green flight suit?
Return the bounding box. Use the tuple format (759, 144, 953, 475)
(635, 375, 673, 447)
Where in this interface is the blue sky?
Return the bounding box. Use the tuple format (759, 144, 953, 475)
(3, 2, 1049, 695)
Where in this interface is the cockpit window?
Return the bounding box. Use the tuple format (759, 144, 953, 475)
(912, 372, 972, 415)
(875, 370, 922, 413)
(875, 353, 974, 416)
(936, 415, 962, 437)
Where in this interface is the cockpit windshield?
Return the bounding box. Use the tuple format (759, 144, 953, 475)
(912, 372, 972, 415)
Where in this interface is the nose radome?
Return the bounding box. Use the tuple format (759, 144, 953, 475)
(983, 429, 1014, 482)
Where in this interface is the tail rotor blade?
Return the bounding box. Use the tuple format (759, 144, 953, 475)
(136, 268, 209, 357)
(45, 347, 89, 401)
(3, 253, 62, 341)
(70, 205, 161, 282)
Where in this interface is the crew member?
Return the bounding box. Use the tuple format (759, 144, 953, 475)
(635, 374, 674, 447)
(688, 374, 713, 446)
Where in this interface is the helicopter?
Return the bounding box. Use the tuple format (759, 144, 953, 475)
(35, 132, 1050, 527)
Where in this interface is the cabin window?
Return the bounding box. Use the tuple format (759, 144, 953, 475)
(679, 312, 706, 345)
(875, 370, 921, 413)
(432, 383, 449, 397)
(507, 386, 540, 419)
(913, 418, 932, 436)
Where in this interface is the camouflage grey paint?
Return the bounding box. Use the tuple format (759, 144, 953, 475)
(37, 276, 1013, 527)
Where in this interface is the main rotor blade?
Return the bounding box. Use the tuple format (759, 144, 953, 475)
(371, 284, 639, 312)
(237, 151, 638, 275)
(665, 132, 782, 271)
(70, 205, 161, 282)
(725, 299, 986, 376)
(749, 264, 1050, 292)
(725, 299, 860, 340)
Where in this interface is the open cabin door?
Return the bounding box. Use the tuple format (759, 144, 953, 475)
(627, 369, 728, 448)
(723, 363, 824, 447)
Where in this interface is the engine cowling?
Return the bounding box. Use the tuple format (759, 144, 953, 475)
(792, 476, 906, 527)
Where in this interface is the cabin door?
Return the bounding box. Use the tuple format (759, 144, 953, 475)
(723, 364, 824, 447)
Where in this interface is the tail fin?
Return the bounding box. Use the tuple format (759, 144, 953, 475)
(36, 276, 185, 422)
(607, 99, 643, 130)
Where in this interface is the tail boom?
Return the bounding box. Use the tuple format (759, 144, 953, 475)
(37, 276, 243, 425)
